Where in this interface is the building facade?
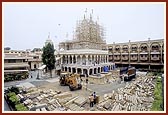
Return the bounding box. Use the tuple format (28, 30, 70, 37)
(58, 14, 115, 75)
(107, 38, 164, 71)
(4, 50, 29, 81)
(26, 48, 43, 70)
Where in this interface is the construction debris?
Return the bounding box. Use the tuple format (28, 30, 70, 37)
(97, 75, 156, 111)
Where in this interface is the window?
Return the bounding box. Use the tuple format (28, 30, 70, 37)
(8, 59, 16, 63)
(123, 47, 128, 51)
(132, 47, 137, 51)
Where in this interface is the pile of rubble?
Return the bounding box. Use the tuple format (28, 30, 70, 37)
(20, 88, 89, 111)
(97, 75, 156, 111)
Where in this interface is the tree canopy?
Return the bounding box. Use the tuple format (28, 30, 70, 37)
(42, 43, 56, 75)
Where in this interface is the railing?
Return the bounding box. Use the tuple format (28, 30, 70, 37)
(114, 57, 121, 60)
(122, 57, 129, 60)
(151, 56, 160, 60)
(130, 57, 138, 60)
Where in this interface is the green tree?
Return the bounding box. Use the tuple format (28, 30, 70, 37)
(15, 104, 28, 111)
(42, 43, 56, 78)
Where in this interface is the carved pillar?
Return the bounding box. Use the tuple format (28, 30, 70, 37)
(82, 69, 84, 75)
(75, 55, 77, 64)
(96, 55, 98, 64)
(75, 68, 77, 74)
(107, 55, 109, 63)
(66, 55, 68, 64)
(94, 55, 96, 65)
(90, 55, 92, 65)
(80, 55, 82, 65)
(86, 55, 88, 65)
(67, 55, 70, 64)
(72, 55, 74, 64)
(103, 55, 105, 63)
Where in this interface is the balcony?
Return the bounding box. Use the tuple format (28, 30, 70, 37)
(151, 55, 160, 61)
(139, 55, 148, 61)
(150, 51, 160, 55)
(122, 56, 129, 61)
(130, 56, 138, 61)
(114, 56, 121, 61)
(109, 57, 113, 60)
(140, 51, 148, 55)
(109, 52, 113, 55)
(113, 52, 121, 55)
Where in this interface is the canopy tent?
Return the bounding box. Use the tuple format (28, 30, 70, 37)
(103, 66, 109, 72)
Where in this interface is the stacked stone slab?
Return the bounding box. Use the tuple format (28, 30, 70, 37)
(97, 75, 156, 111)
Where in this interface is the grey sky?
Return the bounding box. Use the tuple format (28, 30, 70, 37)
(3, 2, 165, 50)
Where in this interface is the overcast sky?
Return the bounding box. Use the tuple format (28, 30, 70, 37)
(3, 2, 165, 50)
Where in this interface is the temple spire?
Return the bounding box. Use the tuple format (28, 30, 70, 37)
(90, 13, 92, 20)
(48, 32, 50, 39)
(85, 8, 87, 14)
(84, 14, 85, 19)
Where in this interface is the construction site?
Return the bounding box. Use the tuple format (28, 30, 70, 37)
(4, 68, 163, 112)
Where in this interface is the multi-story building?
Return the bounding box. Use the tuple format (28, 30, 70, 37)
(4, 50, 29, 81)
(107, 38, 164, 71)
(58, 14, 115, 75)
(26, 48, 43, 70)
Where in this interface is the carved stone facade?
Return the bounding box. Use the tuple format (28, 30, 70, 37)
(59, 14, 107, 51)
(58, 14, 114, 75)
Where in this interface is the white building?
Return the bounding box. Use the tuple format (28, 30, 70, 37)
(58, 13, 115, 75)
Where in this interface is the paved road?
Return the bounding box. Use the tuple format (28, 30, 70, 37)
(87, 81, 127, 96)
(4, 71, 59, 88)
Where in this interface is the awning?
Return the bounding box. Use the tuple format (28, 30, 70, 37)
(38, 65, 46, 70)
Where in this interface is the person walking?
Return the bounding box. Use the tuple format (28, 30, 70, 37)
(89, 94, 94, 107)
(93, 92, 96, 104)
(31, 72, 33, 78)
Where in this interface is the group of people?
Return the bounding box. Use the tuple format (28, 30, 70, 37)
(89, 92, 97, 107)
